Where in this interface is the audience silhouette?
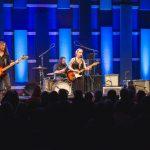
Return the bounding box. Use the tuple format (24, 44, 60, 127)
(0, 82, 150, 149)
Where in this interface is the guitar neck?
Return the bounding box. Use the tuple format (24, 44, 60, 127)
(79, 63, 96, 73)
(2, 61, 18, 72)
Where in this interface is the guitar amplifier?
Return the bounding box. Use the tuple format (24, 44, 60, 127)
(105, 74, 119, 87)
(132, 80, 150, 93)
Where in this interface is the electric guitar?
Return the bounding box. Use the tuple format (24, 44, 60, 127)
(67, 62, 99, 82)
(0, 55, 28, 77)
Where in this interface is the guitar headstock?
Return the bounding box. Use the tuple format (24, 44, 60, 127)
(93, 61, 100, 66)
(16, 55, 28, 63)
(20, 55, 28, 60)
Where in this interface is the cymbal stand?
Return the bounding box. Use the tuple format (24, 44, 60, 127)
(38, 43, 55, 89)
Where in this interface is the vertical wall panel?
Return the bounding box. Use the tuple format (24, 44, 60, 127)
(59, 29, 72, 64)
(58, 0, 70, 9)
(28, 7, 36, 31)
(91, 5, 99, 30)
(3, 6, 12, 31)
(141, 29, 150, 80)
(0, 1, 4, 39)
(48, 7, 57, 30)
(72, 6, 80, 30)
(14, 0, 27, 9)
(100, 0, 112, 10)
(140, 0, 150, 10)
(120, 5, 132, 82)
(14, 30, 28, 83)
(101, 27, 113, 75)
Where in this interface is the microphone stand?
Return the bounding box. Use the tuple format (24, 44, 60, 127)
(39, 43, 55, 67)
(123, 71, 129, 88)
(38, 43, 55, 89)
(74, 42, 99, 53)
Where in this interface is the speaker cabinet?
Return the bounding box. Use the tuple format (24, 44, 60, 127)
(84, 75, 102, 92)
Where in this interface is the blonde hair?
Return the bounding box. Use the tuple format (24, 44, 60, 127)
(0, 41, 5, 44)
(75, 48, 83, 55)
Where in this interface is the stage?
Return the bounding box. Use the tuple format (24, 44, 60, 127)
(0, 0, 150, 93)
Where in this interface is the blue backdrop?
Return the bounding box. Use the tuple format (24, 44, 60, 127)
(0, 0, 149, 85)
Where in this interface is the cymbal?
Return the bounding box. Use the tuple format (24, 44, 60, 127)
(32, 66, 47, 70)
(47, 72, 55, 76)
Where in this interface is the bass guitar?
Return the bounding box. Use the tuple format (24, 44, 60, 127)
(0, 55, 28, 77)
(67, 61, 99, 82)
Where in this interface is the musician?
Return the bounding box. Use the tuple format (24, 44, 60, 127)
(0, 41, 11, 92)
(69, 48, 90, 92)
(53, 57, 68, 80)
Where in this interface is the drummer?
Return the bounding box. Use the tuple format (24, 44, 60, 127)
(53, 57, 68, 80)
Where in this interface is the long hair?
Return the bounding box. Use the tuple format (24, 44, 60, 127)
(0, 41, 9, 55)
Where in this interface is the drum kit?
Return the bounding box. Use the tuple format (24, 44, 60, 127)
(32, 65, 72, 95)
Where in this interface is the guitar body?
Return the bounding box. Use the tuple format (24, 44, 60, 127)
(0, 55, 28, 78)
(0, 67, 6, 77)
(67, 62, 100, 82)
(67, 70, 82, 82)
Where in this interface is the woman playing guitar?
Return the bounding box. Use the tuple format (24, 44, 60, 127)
(0, 41, 11, 94)
(68, 48, 90, 93)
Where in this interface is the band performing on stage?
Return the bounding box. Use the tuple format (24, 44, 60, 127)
(0, 40, 100, 97)
(1, 1, 150, 149)
(42, 48, 99, 95)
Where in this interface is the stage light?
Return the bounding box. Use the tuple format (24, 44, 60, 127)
(101, 27, 113, 75)
(141, 29, 150, 80)
(59, 29, 72, 64)
(14, 30, 28, 83)
(100, 0, 112, 10)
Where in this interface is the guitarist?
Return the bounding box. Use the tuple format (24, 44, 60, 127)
(69, 48, 90, 93)
(0, 41, 11, 92)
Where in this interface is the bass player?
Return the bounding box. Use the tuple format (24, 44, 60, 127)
(0, 41, 12, 92)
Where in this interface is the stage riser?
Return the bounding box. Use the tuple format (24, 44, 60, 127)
(103, 87, 122, 96)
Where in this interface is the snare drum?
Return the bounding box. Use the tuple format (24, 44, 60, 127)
(43, 77, 54, 92)
(52, 81, 72, 95)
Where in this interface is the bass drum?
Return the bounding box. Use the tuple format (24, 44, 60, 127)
(43, 77, 54, 92)
(52, 81, 72, 95)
